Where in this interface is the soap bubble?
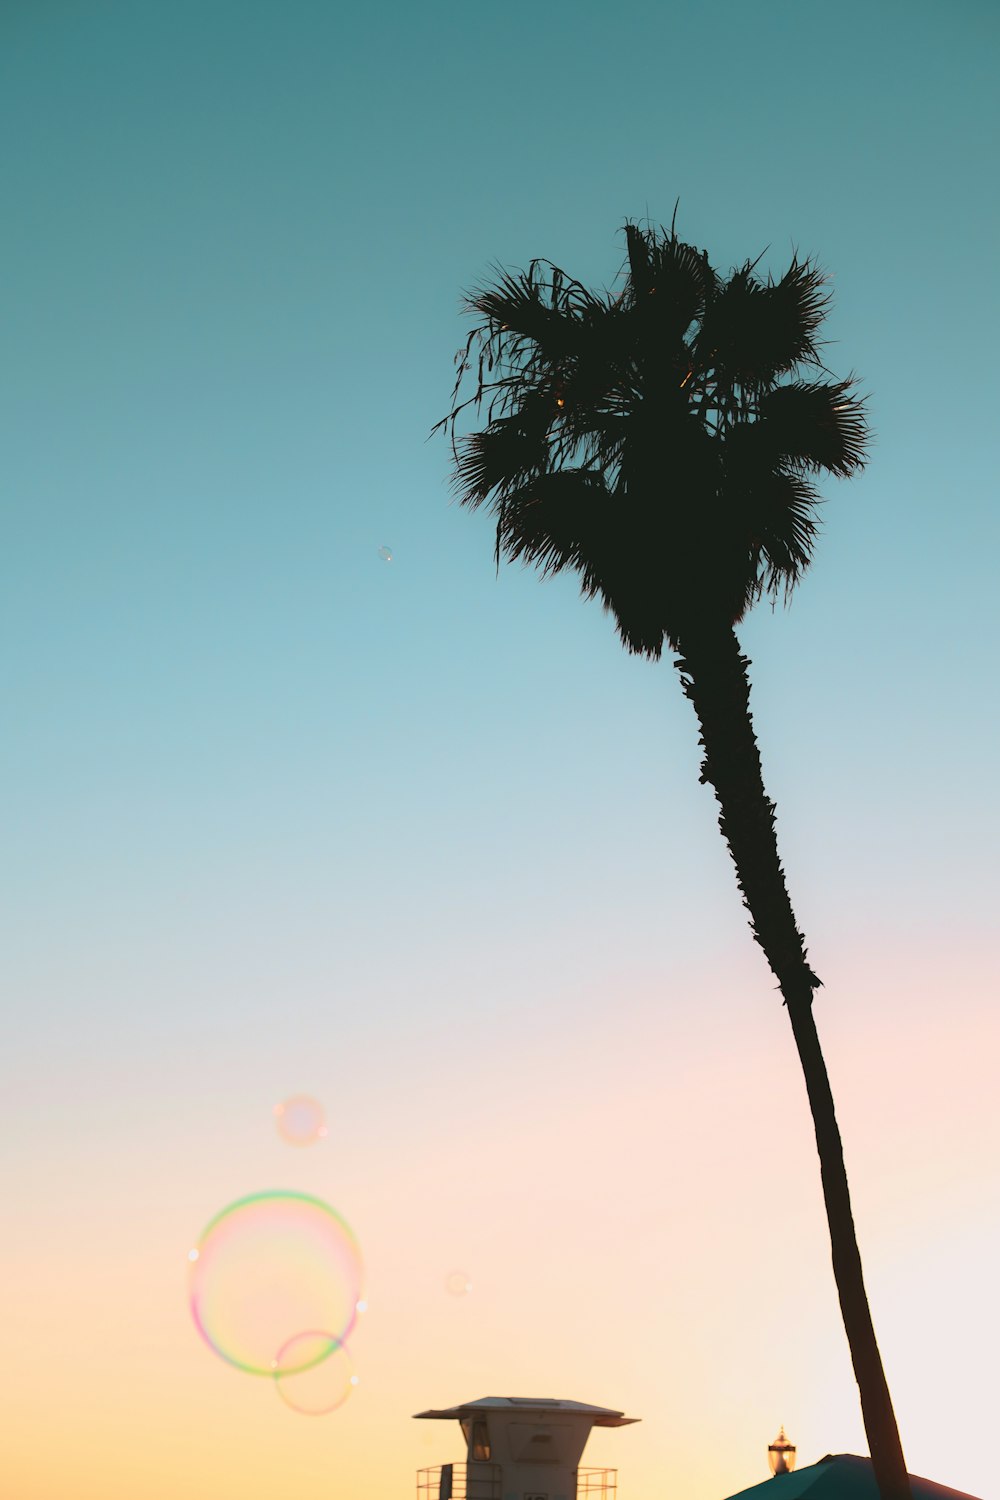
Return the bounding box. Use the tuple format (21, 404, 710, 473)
(272, 1331, 358, 1416)
(377, 545, 393, 562)
(188, 1191, 363, 1376)
(273, 1095, 327, 1147)
(445, 1269, 472, 1296)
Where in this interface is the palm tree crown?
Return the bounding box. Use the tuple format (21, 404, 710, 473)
(438, 221, 868, 654)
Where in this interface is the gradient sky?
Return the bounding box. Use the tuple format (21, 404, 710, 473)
(2, 3, 998, 1498)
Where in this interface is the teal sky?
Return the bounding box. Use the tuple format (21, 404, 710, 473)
(2, 4, 998, 1499)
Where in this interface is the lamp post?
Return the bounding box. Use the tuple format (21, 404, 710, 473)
(768, 1427, 796, 1477)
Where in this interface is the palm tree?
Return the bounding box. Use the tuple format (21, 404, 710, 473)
(436, 219, 912, 1500)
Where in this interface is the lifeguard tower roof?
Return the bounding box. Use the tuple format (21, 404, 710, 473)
(413, 1396, 639, 1428)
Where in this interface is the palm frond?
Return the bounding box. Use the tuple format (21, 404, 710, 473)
(700, 256, 831, 384)
(624, 222, 715, 338)
(742, 469, 823, 607)
(468, 260, 603, 361)
(624, 223, 654, 296)
(756, 379, 869, 476)
(452, 398, 551, 509)
(768, 256, 830, 365)
(496, 468, 612, 577)
(498, 469, 688, 659)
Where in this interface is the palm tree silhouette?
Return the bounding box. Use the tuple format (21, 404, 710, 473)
(436, 218, 912, 1500)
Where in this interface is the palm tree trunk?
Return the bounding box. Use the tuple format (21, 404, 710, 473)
(673, 623, 912, 1500)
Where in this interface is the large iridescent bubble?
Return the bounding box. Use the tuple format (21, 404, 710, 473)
(188, 1191, 363, 1376)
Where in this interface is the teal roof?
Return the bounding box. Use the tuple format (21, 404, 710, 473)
(724, 1454, 981, 1500)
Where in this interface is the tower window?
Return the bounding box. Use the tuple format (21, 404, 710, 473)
(471, 1420, 491, 1461)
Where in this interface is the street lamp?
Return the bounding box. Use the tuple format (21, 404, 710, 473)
(768, 1427, 796, 1476)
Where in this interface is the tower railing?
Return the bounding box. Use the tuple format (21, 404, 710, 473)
(576, 1468, 618, 1500)
(416, 1463, 502, 1500)
(416, 1464, 617, 1500)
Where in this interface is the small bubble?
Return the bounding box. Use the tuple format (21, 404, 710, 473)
(188, 1248, 200, 1263)
(273, 1331, 357, 1417)
(274, 1094, 326, 1147)
(355, 1299, 368, 1313)
(445, 1270, 472, 1297)
(377, 545, 393, 563)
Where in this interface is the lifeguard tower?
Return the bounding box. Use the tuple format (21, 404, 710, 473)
(414, 1395, 639, 1500)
